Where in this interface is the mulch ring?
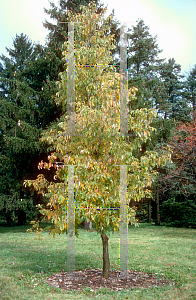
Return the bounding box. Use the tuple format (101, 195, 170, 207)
(46, 268, 176, 292)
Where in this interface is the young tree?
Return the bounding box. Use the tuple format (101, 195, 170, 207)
(43, 0, 120, 89)
(24, 2, 171, 278)
(43, 0, 105, 77)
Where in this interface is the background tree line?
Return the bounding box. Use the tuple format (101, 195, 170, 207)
(0, 0, 195, 228)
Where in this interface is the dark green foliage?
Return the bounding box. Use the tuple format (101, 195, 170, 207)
(156, 114, 196, 228)
(0, 34, 57, 225)
(160, 197, 196, 228)
(155, 58, 191, 122)
(184, 64, 196, 112)
(0, 1, 107, 226)
(125, 21, 195, 226)
(127, 19, 164, 110)
(1, 1, 195, 229)
(134, 200, 149, 223)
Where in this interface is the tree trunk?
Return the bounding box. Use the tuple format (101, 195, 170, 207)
(81, 220, 92, 230)
(148, 199, 151, 223)
(101, 231, 110, 278)
(155, 189, 160, 225)
(84, 220, 92, 230)
(17, 210, 26, 225)
(5, 212, 12, 227)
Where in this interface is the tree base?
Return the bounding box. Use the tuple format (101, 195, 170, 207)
(46, 268, 173, 292)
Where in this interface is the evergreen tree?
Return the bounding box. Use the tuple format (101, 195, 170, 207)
(147, 59, 187, 150)
(124, 21, 191, 223)
(127, 19, 164, 110)
(155, 58, 190, 122)
(184, 64, 196, 114)
(0, 34, 56, 225)
(148, 59, 192, 225)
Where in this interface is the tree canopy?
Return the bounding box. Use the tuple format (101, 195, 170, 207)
(24, 2, 172, 278)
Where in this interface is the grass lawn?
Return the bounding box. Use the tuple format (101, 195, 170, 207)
(0, 222, 195, 299)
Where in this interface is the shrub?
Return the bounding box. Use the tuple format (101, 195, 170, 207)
(160, 197, 196, 228)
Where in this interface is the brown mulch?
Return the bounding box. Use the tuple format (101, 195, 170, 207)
(46, 268, 175, 292)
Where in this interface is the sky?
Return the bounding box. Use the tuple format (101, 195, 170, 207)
(0, 0, 195, 76)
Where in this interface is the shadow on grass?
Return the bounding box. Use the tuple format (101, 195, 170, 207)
(0, 224, 103, 275)
(0, 222, 53, 233)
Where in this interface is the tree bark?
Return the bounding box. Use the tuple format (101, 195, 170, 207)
(148, 199, 151, 223)
(155, 189, 160, 225)
(84, 220, 92, 230)
(101, 231, 110, 278)
(81, 220, 92, 230)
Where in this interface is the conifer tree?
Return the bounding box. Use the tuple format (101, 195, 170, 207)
(0, 34, 58, 225)
(127, 19, 164, 110)
(155, 58, 190, 121)
(184, 64, 196, 114)
(148, 58, 191, 224)
(124, 21, 189, 223)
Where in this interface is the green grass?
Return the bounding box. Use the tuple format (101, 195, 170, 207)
(0, 222, 196, 299)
